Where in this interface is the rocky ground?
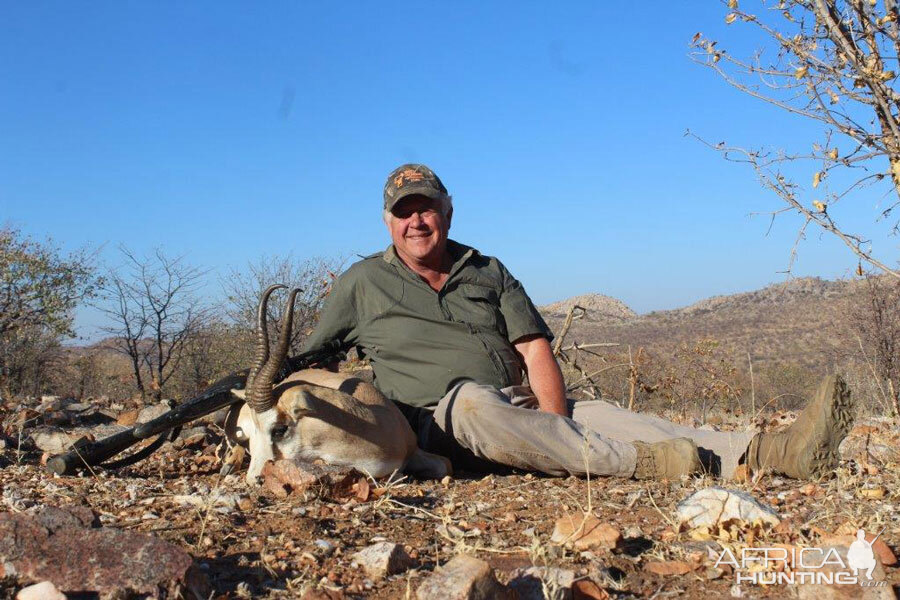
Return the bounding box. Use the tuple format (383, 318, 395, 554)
(0, 396, 898, 599)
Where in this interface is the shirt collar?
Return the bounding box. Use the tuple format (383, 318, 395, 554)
(382, 239, 477, 282)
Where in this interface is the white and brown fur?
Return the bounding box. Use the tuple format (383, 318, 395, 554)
(226, 284, 450, 484)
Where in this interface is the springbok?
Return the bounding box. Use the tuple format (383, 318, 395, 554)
(226, 284, 451, 484)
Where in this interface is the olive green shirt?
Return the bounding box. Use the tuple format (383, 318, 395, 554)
(302, 240, 553, 408)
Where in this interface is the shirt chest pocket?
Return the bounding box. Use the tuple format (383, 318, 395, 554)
(449, 284, 505, 334)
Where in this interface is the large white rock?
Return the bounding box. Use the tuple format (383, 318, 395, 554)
(676, 487, 780, 528)
(17, 581, 66, 600)
(30, 429, 79, 454)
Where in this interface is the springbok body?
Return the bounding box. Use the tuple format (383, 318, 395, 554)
(229, 285, 450, 484)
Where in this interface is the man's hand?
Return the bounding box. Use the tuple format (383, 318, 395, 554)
(512, 335, 568, 416)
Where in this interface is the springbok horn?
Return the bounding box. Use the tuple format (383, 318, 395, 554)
(272, 288, 301, 372)
(246, 284, 286, 412)
(248, 288, 300, 413)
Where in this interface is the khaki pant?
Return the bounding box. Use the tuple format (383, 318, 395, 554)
(399, 382, 756, 479)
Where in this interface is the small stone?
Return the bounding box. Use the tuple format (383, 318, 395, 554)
(644, 560, 694, 576)
(507, 566, 575, 600)
(416, 554, 509, 600)
(16, 581, 66, 600)
(351, 542, 413, 579)
(676, 487, 780, 529)
(550, 513, 622, 551)
(179, 425, 208, 441)
(572, 579, 610, 600)
(35, 506, 99, 531)
(623, 526, 642, 539)
(314, 539, 336, 556)
(137, 402, 171, 424)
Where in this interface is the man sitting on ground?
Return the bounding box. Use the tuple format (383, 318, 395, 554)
(302, 163, 854, 480)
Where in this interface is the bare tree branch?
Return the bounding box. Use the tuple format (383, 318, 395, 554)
(692, 0, 900, 276)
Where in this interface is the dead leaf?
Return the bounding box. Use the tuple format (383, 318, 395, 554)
(858, 487, 885, 499)
(725, 13, 738, 24)
(551, 514, 622, 550)
(352, 478, 371, 502)
(690, 526, 713, 542)
(799, 483, 820, 496)
(117, 410, 139, 426)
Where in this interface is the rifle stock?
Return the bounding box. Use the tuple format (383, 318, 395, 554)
(46, 341, 344, 476)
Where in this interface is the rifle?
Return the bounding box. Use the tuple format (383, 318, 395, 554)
(46, 340, 345, 476)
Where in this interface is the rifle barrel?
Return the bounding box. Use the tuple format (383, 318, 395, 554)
(45, 340, 346, 475)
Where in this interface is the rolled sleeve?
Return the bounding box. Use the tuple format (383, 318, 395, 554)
(497, 261, 553, 345)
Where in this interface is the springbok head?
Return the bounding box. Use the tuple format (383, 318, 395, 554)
(227, 284, 434, 484)
(229, 283, 300, 483)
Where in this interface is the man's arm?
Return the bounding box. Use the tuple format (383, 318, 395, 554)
(301, 268, 360, 366)
(513, 334, 568, 416)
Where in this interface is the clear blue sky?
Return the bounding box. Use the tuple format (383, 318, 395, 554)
(1, 2, 892, 340)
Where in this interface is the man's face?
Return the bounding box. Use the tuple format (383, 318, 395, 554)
(387, 195, 452, 266)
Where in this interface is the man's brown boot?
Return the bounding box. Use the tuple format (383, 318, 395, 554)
(632, 437, 702, 480)
(748, 374, 854, 479)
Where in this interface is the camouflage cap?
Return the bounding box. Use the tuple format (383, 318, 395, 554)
(383, 164, 449, 212)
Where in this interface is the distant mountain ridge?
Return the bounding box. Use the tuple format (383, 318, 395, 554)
(671, 277, 848, 317)
(540, 277, 848, 323)
(538, 277, 861, 369)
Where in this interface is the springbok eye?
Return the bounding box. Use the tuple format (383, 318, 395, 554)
(271, 424, 289, 441)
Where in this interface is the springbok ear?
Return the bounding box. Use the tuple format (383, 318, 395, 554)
(289, 389, 317, 419)
(224, 404, 249, 447)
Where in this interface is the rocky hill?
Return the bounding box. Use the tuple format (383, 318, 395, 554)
(539, 277, 862, 370)
(541, 293, 637, 323)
